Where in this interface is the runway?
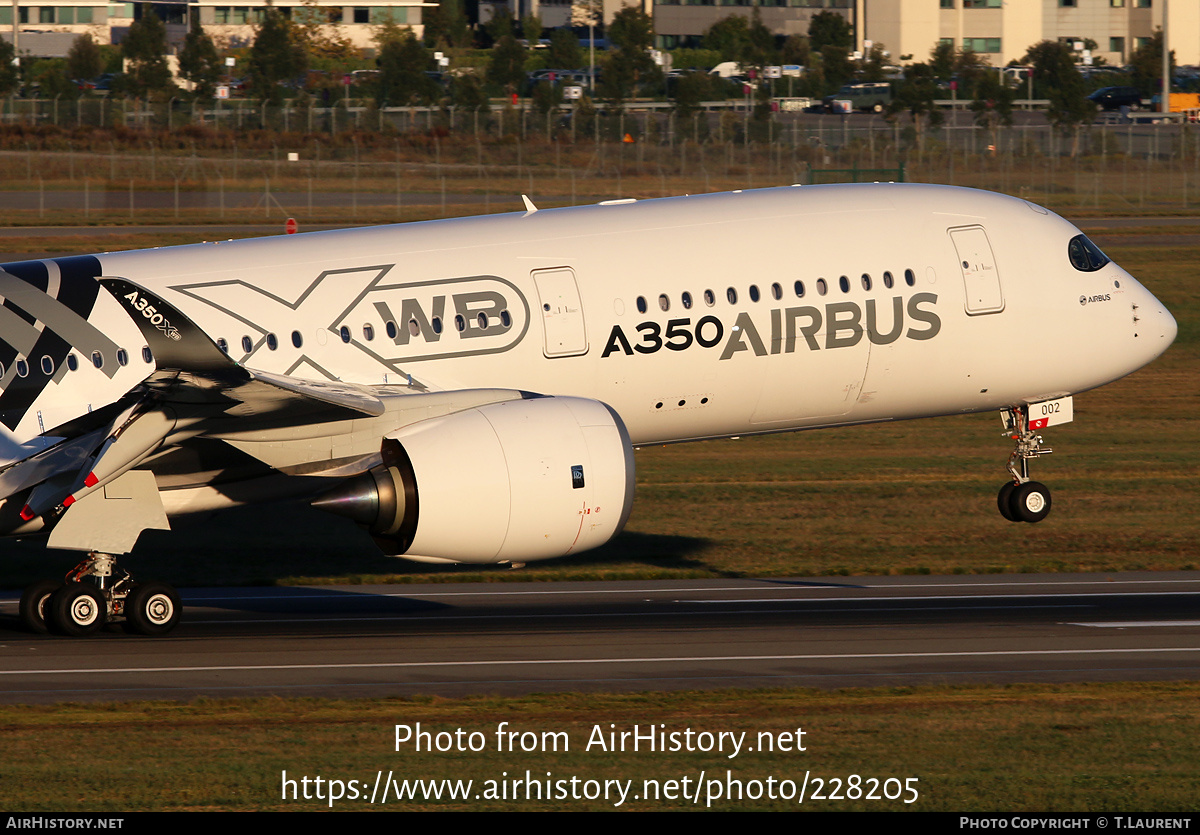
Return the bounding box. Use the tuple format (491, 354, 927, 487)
(1, 572, 1199, 704)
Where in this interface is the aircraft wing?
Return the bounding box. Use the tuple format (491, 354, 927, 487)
(0, 273, 637, 567)
(0, 278, 393, 521)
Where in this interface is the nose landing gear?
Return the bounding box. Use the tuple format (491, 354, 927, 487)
(997, 405, 1053, 524)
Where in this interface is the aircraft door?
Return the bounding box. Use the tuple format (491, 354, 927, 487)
(950, 226, 1005, 315)
(532, 268, 588, 358)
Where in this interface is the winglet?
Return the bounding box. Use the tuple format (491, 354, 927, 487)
(521, 194, 538, 214)
(99, 277, 248, 381)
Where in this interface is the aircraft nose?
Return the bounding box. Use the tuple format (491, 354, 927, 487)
(1144, 290, 1177, 346)
(1159, 304, 1178, 346)
(1136, 287, 1176, 362)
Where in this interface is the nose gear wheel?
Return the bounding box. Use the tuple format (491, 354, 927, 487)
(997, 405, 1054, 524)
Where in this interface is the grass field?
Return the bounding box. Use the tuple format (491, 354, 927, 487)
(3, 683, 1199, 811)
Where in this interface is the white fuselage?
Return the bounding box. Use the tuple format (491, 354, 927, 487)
(0, 183, 1177, 458)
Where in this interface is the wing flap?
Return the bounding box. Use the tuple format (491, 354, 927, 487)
(241, 369, 385, 418)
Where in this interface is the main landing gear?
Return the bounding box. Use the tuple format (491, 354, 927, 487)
(18, 552, 180, 637)
(997, 405, 1053, 524)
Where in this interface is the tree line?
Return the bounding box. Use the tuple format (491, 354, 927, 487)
(0, 4, 1172, 128)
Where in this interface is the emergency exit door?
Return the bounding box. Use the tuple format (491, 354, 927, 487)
(532, 268, 588, 357)
(950, 226, 1005, 315)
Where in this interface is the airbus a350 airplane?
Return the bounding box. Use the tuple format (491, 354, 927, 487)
(0, 183, 1176, 636)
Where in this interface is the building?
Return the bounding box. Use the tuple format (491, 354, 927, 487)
(864, 0, 1198, 68)
(0, 0, 435, 55)
(4, 0, 1195, 64)
(648, 0, 1198, 67)
(477, 0, 652, 32)
(194, 1, 434, 49)
(653, 1, 852, 51)
(1, 2, 120, 57)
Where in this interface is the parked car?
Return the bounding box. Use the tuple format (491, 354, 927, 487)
(822, 82, 892, 113)
(73, 73, 120, 94)
(1087, 86, 1143, 111)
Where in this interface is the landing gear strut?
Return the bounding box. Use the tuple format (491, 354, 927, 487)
(997, 405, 1053, 524)
(18, 552, 180, 636)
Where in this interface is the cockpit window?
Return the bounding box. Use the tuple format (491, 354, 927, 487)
(1068, 234, 1109, 272)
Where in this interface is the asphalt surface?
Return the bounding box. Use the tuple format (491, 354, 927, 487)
(1, 572, 1198, 704)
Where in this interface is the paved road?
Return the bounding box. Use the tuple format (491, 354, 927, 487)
(1, 572, 1198, 704)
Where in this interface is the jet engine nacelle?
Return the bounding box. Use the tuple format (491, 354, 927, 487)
(315, 396, 636, 563)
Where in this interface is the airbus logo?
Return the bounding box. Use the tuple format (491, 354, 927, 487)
(602, 294, 941, 359)
(1080, 294, 1112, 306)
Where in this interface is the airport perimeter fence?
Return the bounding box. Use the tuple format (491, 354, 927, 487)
(4, 97, 1200, 222)
(4, 93, 1199, 153)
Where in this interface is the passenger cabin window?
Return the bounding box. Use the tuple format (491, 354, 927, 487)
(217, 338, 229, 353)
(1068, 234, 1110, 272)
(659, 294, 670, 312)
(794, 280, 805, 297)
(749, 285, 760, 302)
(266, 333, 278, 351)
(16, 359, 28, 377)
(40, 356, 53, 375)
(839, 276, 850, 293)
(67, 353, 79, 371)
(816, 279, 828, 296)
(703, 290, 715, 306)
(682, 292, 692, 309)
(339, 326, 351, 343)
(636, 296, 647, 314)
(726, 287, 738, 304)
(117, 349, 129, 367)
(91, 351, 103, 369)
(883, 271, 894, 289)
(363, 324, 375, 341)
(904, 269, 916, 287)
(142, 347, 153, 364)
(291, 331, 303, 348)
(242, 336, 253, 353)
